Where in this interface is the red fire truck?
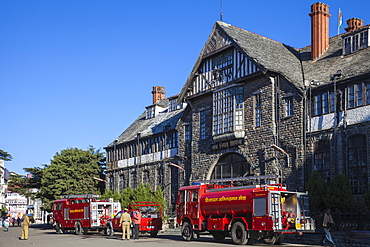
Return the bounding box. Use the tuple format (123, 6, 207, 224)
(106, 201, 163, 237)
(176, 176, 315, 245)
(52, 194, 121, 234)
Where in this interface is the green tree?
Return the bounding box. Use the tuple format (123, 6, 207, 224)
(7, 167, 43, 199)
(132, 183, 155, 202)
(0, 149, 12, 161)
(100, 184, 166, 214)
(7, 173, 28, 195)
(324, 173, 353, 211)
(152, 186, 166, 213)
(120, 187, 134, 208)
(306, 171, 326, 211)
(41, 146, 105, 210)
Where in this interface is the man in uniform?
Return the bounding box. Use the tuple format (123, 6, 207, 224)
(20, 213, 30, 240)
(119, 209, 132, 240)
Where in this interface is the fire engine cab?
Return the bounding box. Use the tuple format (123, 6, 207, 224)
(176, 176, 315, 245)
(52, 194, 121, 234)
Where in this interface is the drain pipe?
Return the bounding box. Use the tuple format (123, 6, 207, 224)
(271, 144, 290, 184)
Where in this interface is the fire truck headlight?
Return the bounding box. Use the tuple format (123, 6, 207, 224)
(261, 222, 265, 226)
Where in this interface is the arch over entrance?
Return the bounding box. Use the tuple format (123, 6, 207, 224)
(209, 153, 252, 180)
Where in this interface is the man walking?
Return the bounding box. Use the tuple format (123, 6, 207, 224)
(322, 208, 336, 247)
(132, 209, 142, 239)
(20, 213, 30, 240)
(119, 209, 132, 240)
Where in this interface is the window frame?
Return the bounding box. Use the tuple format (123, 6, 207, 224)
(200, 110, 207, 140)
(213, 86, 244, 135)
(348, 135, 367, 194)
(284, 96, 294, 117)
(343, 29, 369, 55)
(313, 139, 331, 182)
(254, 93, 262, 127)
(312, 91, 336, 116)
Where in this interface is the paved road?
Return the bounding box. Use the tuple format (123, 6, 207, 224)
(0, 225, 323, 247)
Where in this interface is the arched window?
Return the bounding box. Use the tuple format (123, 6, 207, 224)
(210, 153, 250, 180)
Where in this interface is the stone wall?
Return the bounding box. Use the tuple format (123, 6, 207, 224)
(179, 74, 306, 191)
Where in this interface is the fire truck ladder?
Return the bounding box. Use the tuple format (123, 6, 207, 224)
(60, 194, 101, 199)
(270, 192, 282, 231)
(192, 175, 278, 184)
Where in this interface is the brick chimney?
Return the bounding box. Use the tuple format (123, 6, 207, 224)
(309, 2, 331, 60)
(345, 18, 364, 32)
(152, 86, 165, 104)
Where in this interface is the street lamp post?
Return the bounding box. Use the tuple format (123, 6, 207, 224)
(271, 144, 290, 184)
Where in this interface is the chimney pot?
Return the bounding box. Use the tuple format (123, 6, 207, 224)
(152, 86, 166, 104)
(345, 18, 364, 32)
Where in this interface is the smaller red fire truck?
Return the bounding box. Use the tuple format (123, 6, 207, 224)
(176, 176, 315, 245)
(106, 201, 163, 237)
(52, 194, 121, 234)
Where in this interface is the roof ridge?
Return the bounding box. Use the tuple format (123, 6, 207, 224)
(217, 21, 289, 47)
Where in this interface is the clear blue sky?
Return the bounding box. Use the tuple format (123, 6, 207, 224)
(1, 0, 369, 175)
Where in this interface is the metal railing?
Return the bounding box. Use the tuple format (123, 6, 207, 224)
(311, 211, 370, 231)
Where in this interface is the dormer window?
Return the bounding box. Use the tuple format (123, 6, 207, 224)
(146, 106, 155, 119)
(146, 104, 166, 119)
(169, 98, 179, 112)
(343, 28, 369, 55)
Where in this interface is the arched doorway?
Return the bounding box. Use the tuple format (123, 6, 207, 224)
(210, 153, 252, 180)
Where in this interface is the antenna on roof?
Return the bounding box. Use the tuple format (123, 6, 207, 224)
(220, 0, 223, 21)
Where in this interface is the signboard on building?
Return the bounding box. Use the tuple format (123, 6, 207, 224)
(211, 139, 244, 150)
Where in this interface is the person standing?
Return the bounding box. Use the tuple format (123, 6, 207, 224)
(3, 216, 10, 231)
(17, 213, 22, 226)
(322, 208, 336, 247)
(119, 209, 132, 240)
(20, 213, 30, 240)
(131, 209, 142, 239)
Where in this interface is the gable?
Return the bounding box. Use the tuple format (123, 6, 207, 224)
(192, 48, 260, 95)
(203, 27, 232, 56)
(179, 23, 262, 99)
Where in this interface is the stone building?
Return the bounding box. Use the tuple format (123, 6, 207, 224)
(177, 2, 370, 195)
(106, 2, 370, 211)
(177, 21, 307, 191)
(105, 87, 186, 211)
(304, 6, 370, 202)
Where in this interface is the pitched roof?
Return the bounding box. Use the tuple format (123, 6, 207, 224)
(180, 22, 370, 100)
(217, 22, 304, 88)
(301, 25, 370, 85)
(106, 99, 183, 147)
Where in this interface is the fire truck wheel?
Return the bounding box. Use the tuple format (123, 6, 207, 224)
(211, 231, 225, 241)
(231, 221, 248, 245)
(263, 233, 284, 245)
(150, 230, 158, 237)
(75, 222, 83, 235)
(106, 224, 114, 236)
(181, 221, 194, 241)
